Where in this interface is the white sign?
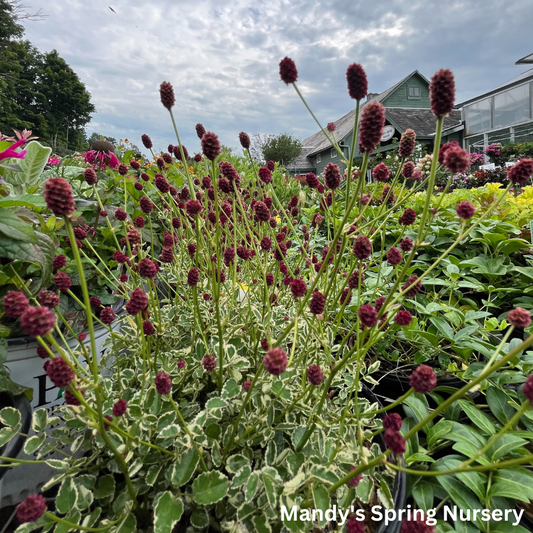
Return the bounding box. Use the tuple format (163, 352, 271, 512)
(480, 163, 495, 170)
(381, 125, 395, 142)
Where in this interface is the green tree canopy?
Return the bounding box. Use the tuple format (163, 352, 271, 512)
(260, 133, 302, 166)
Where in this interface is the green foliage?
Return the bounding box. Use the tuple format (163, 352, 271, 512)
(260, 132, 302, 166)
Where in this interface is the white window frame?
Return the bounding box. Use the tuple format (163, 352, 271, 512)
(408, 86, 420, 98)
(316, 154, 321, 163)
(331, 148, 337, 158)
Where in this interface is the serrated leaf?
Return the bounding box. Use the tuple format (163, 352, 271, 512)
(245, 472, 260, 502)
(253, 514, 272, 533)
(153, 491, 184, 533)
(206, 397, 227, 409)
(45, 459, 69, 470)
(0, 209, 37, 243)
(24, 434, 45, 455)
(192, 471, 228, 505)
(32, 409, 48, 433)
(167, 447, 199, 487)
(0, 406, 21, 427)
(232, 465, 251, 488)
(222, 378, 240, 399)
(94, 474, 115, 499)
(227, 454, 250, 474)
(158, 424, 180, 438)
(56, 477, 79, 514)
(312, 485, 330, 527)
(145, 465, 162, 487)
(190, 508, 210, 529)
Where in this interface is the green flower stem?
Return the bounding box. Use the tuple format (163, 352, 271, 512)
(92, 185, 121, 250)
(345, 100, 361, 201)
(0, 456, 46, 464)
(366, 388, 414, 416)
(44, 511, 125, 532)
(44, 333, 92, 385)
(168, 396, 208, 471)
(80, 245, 119, 290)
(168, 109, 195, 192)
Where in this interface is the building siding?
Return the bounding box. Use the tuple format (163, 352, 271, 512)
(381, 74, 431, 109)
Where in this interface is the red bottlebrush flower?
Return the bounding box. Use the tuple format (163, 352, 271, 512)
(358, 102, 385, 154)
(73, 227, 87, 240)
(523, 376, 533, 405)
(348, 466, 362, 488)
(384, 428, 406, 456)
(112, 399, 128, 417)
(276, 232, 286, 243)
(264, 197, 273, 209)
(188, 243, 197, 257)
(44, 177, 75, 216)
(180, 187, 190, 202)
(207, 211, 216, 224)
(375, 296, 387, 312)
(155, 174, 170, 193)
(387, 247, 402, 266)
(267, 160, 275, 172)
(280, 262, 288, 274)
(401, 515, 436, 533)
(273, 242, 287, 261)
(223, 247, 235, 266)
(346, 515, 365, 533)
(381, 185, 395, 205)
(236, 246, 249, 260)
(311, 213, 324, 228)
(383, 413, 403, 431)
(172, 216, 182, 230)
(3, 291, 29, 318)
(340, 288, 352, 305)
(130, 159, 140, 170)
(324, 162, 341, 190)
(193, 153, 202, 163)
(268, 217, 277, 228)
(65, 237, 82, 249)
(307, 364, 323, 385)
(188, 268, 200, 286)
(402, 161, 415, 178)
(52, 254, 67, 270)
(126, 288, 148, 316)
(346, 63, 368, 101)
(186, 199, 203, 216)
(143, 320, 154, 335)
(258, 167, 272, 184)
(402, 275, 422, 297)
(263, 347, 288, 375)
(399, 129, 416, 158)
(159, 246, 174, 263)
(127, 228, 141, 245)
(37, 344, 50, 359)
(265, 273, 275, 286)
(290, 278, 307, 298)
(310, 290, 326, 315)
(16, 494, 47, 524)
(135, 216, 145, 228)
(430, 68, 455, 117)
(507, 158, 533, 186)
(305, 172, 319, 189)
(100, 209, 108, 217)
(88, 296, 101, 309)
(201, 175, 212, 189)
(119, 274, 128, 282)
(64, 387, 84, 405)
(177, 360, 185, 369)
(173, 145, 189, 161)
(84, 167, 98, 185)
(202, 354, 217, 372)
(360, 193, 371, 206)
(219, 161, 240, 183)
(100, 307, 116, 325)
(353, 236, 372, 260)
(372, 162, 390, 182)
(279, 57, 298, 84)
(348, 270, 364, 289)
(139, 258, 158, 278)
(254, 201, 271, 222)
(113, 251, 129, 264)
(117, 163, 128, 176)
(399, 208, 417, 226)
(201, 132, 221, 161)
(395, 310, 413, 326)
(218, 177, 231, 194)
(141, 134, 153, 149)
(155, 371, 172, 394)
(269, 293, 277, 305)
(159, 81, 175, 110)
(115, 207, 127, 221)
(400, 237, 414, 252)
(140, 172, 150, 182)
(243, 380, 252, 391)
(317, 183, 325, 193)
(134, 182, 143, 191)
(195, 123, 206, 139)
(438, 141, 459, 165)
(410, 365, 437, 393)
(140, 197, 153, 214)
(508, 307, 531, 328)
(327, 122, 336, 132)
(443, 145, 470, 174)
(45, 356, 74, 387)
(54, 272, 71, 293)
(412, 170, 423, 181)
(156, 157, 167, 170)
(261, 338, 269, 350)
(239, 132, 251, 149)
(456, 200, 475, 220)
(358, 304, 378, 327)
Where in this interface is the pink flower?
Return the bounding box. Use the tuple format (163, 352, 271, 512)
(0, 138, 27, 162)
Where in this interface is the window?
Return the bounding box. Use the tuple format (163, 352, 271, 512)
(465, 98, 492, 135)
(408, 86, 420, 98)
(331, 148, 337, 158)
(494, 84, 530, 128)
(316, 154, 321, 163)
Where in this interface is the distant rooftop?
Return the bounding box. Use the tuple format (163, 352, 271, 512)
(516, 53, 533, 65)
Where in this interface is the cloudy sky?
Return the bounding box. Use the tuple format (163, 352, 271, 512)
(20, 0, 533, 155)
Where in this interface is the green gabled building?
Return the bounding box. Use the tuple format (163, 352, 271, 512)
(289, 70, 463, 176)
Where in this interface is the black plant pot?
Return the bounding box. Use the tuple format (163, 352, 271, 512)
(0, 392, 32, 483)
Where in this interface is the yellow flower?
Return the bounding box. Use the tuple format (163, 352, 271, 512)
(239, 283, 249, 291)
(486, 183, 503, 194)
(276, 216, 281, 223)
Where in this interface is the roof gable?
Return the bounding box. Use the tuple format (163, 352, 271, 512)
(380, 71, 430, 108)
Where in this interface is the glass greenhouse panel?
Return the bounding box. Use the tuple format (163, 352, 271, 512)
(465, 98, 491, 135)
(494, 84, 530, 128)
